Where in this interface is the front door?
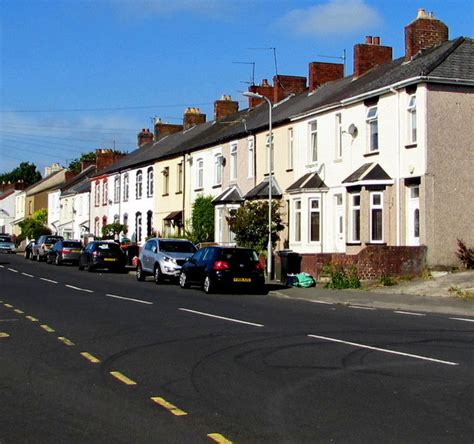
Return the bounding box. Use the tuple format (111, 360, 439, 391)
(335, 194, 345, 252)
(407, 186, 420, 246)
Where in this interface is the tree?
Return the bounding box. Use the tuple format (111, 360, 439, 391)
(0, 162, 41, 187)
(227, 200, 285, 253)
(102, 223, 127, 239)
(68, 152, 97, 173)
(188, 195, 214, 244)
(16, 208, 51, 243)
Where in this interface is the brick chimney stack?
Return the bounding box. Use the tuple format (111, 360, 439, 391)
(353, 36, 392, 78)
(95, 149, 125, 172)
(309, 62, 344, 92)
(214, 95, 239, 121)
(183, 107, 206, 130)
(0, 180, 25, 193)
(273, 75, 307, 103)
(247, 79, 274, 108)
(154, 118, 183, 139)
(405, 9, 448, 61)
(137, 128, 154, 147)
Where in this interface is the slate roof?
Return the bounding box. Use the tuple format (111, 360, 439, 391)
(212, 186, 244, 204)
(342, 163, 392, 184)
(287, 172, 328, 192)
(61, 165, 96, 196)
(93, 37, 473, 175)
(244, 177, 283, 200)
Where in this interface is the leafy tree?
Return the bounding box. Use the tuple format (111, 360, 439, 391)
(68, 152, 97, 173)
(227, 200, 285, 253)
(32, 208, 47, 225)
(18, 218, 51, 241)
(188, 195, 214, 244)
(102, 223, 127, 239)
(0, 162, 41, 187)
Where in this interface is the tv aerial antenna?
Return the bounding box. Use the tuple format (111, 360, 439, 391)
(317, 49, 347, 76)
(232, 61, 256, 85)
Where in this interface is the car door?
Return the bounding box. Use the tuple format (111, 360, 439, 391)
(142, 240, 155, 273)
(184, 248, 205, 283)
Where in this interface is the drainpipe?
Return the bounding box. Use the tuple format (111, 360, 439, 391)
(390, 87, 401, 246)
(182, 154, 186, 234)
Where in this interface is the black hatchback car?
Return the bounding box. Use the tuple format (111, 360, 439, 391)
(179, 246, 265, 294)
(78, 241, 126, 272)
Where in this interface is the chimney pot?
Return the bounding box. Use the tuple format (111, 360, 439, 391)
(366, 36, 373, 44)
(373, 36, 380, 45)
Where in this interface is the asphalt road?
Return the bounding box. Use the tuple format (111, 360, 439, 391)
(1, 253, 473, 443)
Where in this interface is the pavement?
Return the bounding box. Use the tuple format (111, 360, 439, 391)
(267, 269, 474, 317)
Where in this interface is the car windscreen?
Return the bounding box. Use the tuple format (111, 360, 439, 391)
(159, 240, 196, 254)
(0, 236, 12, 243)
(63, 241, 81, 248)
(220, 249, 259, 262)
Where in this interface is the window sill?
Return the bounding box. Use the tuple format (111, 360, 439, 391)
(405, 143, 417, 149)
(175, 191, 182, 195)
(285, 168, 293, 172)
(162, 193, 169, 197)
(363, 151, 379, 157)
(194, 187, 204, 192)
(346, 242, 361, 246)
(212, 184, 222, 189)
(333, 158, 342, 163)
(365, 242, 387, 246)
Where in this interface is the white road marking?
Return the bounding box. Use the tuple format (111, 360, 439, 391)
(307, 334, 459, 366)
(106, 294, 153, 305)
(450, 317, 474, 323)
(7, 268, 18, 273)
(310, 300, 334, 305)
(40, 278, 58, 284)
(0, 265, 4, 268)
(65, 284, 93, 293)
(394, 311, 426, 316)
(179, 308, 264, 328)
(22, 272, 34, 277)
(350, 305, 376, 310)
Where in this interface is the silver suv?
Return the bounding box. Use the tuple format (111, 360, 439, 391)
(136, 238, 197, 284)
(31, 235, 63, 261)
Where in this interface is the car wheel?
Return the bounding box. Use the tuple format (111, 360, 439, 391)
(55, 255, 61, 266)
(36, 254, 41, 262)
(136, 262, 145, 281)
(203, 275, 214, 294)
(87, 264, 95, 272)
(153, 265, 163, 284)
(179, 272, 190, 289)
(46, 255, 51, 264)
(78, 263, 84, 271)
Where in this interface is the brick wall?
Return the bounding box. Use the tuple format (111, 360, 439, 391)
(273, 75, 307, 103)
(353, 37, 392, 78)
(276, 245, 426, 281)
(309, 62, 344, 91)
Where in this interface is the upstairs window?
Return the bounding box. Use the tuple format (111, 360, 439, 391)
(309, 121, 318, 162)
(335, 113, 343, 159)
(136, 170, 143, 200)
(196, 158, 204, 189)
(287, 127, 294, 169)
(147, 167, 154, 197)
(366, 106, 378, 152)
(230, 143, 237, 181)
(247, 139, 254, 178)
(94, 181, 100, 207)
(214, 154, 223, 186)
(102, 180, 108, 205)
(162, 167, 169, 195)
(407, 95, 417, 144)
(176, 163, 183, 193)
(114, 176, 120, 203)
(123, 173, 129, 202)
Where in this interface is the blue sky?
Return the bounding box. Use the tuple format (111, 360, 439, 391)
(1, 0, 472, 175)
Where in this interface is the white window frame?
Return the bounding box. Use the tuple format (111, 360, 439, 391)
(407, 95, 417, 144)
(287, 127, 294, 170)
(366, 106, 379, 153)
(114, 176, 120, 203)
(94, 181, 100, 207)
(370, 191, 384, 243)
(335, 113, 342, 160)
(265, 133, 274, 172)
(147, 167, 154, 197)
(176, 162, 183, 193)
(309, 120, 318, 163)
(350, 193, 361, 243)
(214, 153, 223, 186)
(294, 199, 302, 243)
(230, 143, 237, 181)
(196, 158, 204, 189)
(102, 180, 108, 206)
(247, 138, 254, 178)
(308, 198, 321, 243)
(123, 173, 129, 202)
(136, 170, 143, 200)
(162, 167, 169, 195)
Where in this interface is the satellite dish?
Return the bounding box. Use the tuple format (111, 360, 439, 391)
(348, 124, 358, 137)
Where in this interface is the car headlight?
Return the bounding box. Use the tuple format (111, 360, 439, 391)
(163, 256, 177, 265)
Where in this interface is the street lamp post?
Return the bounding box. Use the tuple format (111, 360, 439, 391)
(243, 91, 273, 278)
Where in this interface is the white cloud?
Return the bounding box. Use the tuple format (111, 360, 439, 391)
(276, 0, 382, 36)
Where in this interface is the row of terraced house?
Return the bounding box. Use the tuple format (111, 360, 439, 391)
(6, 9, 474, 278)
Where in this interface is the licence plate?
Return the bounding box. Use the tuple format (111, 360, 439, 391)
(72, 249, 81, 253)
(104, 258, 117, 262)
(233, 277, 251, 283)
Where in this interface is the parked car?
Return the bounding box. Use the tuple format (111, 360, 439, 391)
(0, 235, 16, 254)
(24, 240, 36, 259)
(46, 240, 82, 265)
(179, 246, 265, 294)
(136, 238, 197, 284)
(31, 235, 63, 261)
(78, 241, 126, 272)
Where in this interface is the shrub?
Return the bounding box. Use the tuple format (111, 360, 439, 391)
(324, 265, 361, 289)
(455, 239, 474, 269)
